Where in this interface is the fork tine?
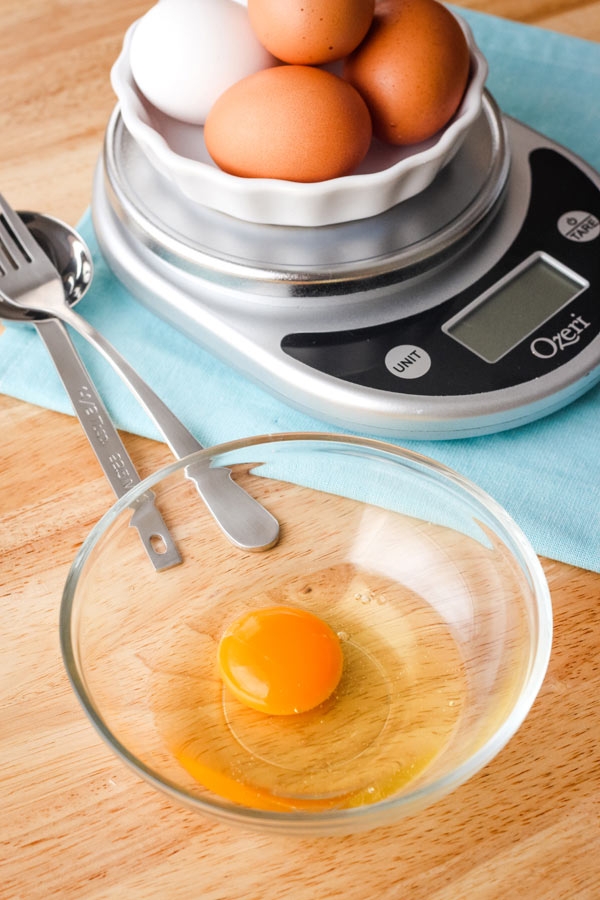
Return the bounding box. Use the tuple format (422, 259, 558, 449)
(0, 233, 13, 276)
(0, 194, 43, 266)
(0, 213, 22, 273)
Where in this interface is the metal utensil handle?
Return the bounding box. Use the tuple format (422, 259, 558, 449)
(57, 305, 279, 551)
(59, 306, 203, 457)
(36, 318, 181, 571)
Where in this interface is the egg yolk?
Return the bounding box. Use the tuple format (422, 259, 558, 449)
(217, 606, 343, 716)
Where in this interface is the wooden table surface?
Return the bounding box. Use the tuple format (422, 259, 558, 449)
(1, 2, 599, 898)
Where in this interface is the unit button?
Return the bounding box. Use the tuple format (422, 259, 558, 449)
(385, 344, 431, 379)
(557, 210, 599, 242)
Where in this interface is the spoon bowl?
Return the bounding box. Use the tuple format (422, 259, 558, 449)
(0, 211, 93, 321)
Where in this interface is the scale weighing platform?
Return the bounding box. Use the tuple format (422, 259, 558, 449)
(92, 92, 600, 440)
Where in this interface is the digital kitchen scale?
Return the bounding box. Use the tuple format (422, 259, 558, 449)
(92, 92, 600, 439)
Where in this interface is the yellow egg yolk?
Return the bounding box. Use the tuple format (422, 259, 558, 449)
(217, 606, 343, 716)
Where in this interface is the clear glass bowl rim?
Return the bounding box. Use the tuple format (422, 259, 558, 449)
(60, 432, 553, 830)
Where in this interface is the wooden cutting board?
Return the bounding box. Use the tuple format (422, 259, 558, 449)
(1, 2, 599, 897)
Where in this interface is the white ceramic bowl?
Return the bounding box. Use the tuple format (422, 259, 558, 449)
(111, 11, 488, 227)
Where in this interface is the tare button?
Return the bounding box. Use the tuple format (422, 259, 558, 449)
(557, 210, 599, 242)
(385, 345, 431, 379)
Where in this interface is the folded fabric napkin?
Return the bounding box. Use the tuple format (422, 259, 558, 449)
(1, 9, 599, 570)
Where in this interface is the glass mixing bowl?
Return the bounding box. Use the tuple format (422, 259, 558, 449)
(60, 434, 552, 834)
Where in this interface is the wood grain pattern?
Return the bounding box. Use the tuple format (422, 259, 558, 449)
(541, 1, 600, 39)
(1, 2, 599, 898)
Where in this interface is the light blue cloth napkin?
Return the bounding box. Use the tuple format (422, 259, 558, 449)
(1, 9, 599, 571)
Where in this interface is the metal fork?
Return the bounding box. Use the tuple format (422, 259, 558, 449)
(0, 194, 279, 552)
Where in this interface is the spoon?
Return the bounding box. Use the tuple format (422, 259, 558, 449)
(0, 197, 279, 552)
(0, 211, 181, 571)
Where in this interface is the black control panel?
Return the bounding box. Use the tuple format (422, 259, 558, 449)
(281, 150, 600, 396)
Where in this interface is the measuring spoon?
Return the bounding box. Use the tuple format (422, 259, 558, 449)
(0, 202, 279, 551)
(0, 212, 181, 571)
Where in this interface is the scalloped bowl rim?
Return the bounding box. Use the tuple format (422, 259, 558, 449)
(110, 11, 489, 202)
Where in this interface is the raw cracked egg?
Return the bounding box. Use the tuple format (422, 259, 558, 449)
(130, 0, 277, 125)
(204, 65, 372, 182)
(344, 0, 471, 145)
(248, 0, 375, 65)
(217, 605, 344, 715)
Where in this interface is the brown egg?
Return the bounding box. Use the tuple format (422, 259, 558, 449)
(343, 0, 470, 145)
(204, 65, 372, 182)
(248, 0, 375, 65)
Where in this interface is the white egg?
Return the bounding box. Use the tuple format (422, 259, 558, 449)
(130, 0, 276, 125)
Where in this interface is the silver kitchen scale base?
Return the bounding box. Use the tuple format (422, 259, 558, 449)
(92, 92, 600, 439)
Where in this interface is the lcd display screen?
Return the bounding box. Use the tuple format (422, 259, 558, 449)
(444, 253, 588, 363)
